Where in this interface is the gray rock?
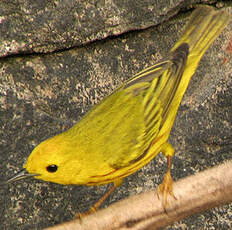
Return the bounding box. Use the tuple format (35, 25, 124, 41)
(0, 0, 187, 57)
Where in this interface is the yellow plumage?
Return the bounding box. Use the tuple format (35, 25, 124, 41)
(6, 6, 229, 210)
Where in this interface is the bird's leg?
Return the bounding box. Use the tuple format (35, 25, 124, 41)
(90, 184, 118, 213)
(158, 142, 176, 208)
(76, 179, 122, 219)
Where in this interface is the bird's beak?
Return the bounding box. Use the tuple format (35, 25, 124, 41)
(5, 169, 40, 184)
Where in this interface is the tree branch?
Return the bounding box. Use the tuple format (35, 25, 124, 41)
(44, 160, 232, 230)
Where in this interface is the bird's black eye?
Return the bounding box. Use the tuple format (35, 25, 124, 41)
(46, 165, 58, 173)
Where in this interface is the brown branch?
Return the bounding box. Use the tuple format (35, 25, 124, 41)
(44, 161, 232, 230)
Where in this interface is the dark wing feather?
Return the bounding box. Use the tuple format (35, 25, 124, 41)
(73, 44, 188, 168)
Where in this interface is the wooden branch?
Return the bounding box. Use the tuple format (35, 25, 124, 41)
(44, 161, 232, 230)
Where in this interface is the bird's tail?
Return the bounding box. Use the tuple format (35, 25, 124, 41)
(172, 5, 229, 70)
(159, 6, 229, 134)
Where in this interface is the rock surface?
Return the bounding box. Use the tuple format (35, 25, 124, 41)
(0, 0, 188, 56)
(0, 1, 231, 229)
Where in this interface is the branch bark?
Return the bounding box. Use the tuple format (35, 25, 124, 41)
(44, 160, 232, 230)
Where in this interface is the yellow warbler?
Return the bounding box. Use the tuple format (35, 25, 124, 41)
(6, 6, 229, 211)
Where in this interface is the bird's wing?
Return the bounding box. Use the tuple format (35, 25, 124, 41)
(75, 43, 188, 168)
